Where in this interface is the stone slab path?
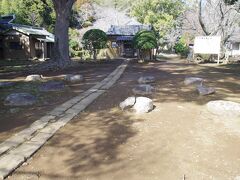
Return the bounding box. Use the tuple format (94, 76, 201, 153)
(0, 60, 128, 179)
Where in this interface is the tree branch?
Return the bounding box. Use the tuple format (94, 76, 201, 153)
(198, 0, 210, 35)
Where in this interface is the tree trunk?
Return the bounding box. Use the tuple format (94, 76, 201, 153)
(52, 0, 75, 68)
(137, 49, 140, 59)
(149, 49, 152, 61)
(142, 50, 146, 62)
(153, 48, 157, 60)
(198, 0, 210, 36)
(140, 50, 143, 60)
(93, 49, 97, 60)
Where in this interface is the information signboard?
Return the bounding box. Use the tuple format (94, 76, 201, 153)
(194, 36, 221, 54)
(193, 36, 221, 64)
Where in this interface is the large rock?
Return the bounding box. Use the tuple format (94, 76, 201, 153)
(184, 77, 203, 86)
(4, 93, 37, 106)
(132, 84, 154, 95)
(0, 82, 15, 88)
(39, 81, 65, 92)
(207, 100, 240, 117)
(197, 85, 215, 96)
(25, 75, 43, 82)
(138, 76, 155, 84)
(64, 74, 84, 83)
(119, 97, 136, 110)
(234, 176, 240, 180)
(133, 97, 154, 113)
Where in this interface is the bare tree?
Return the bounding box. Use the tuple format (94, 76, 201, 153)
(198, 0, 240, 44)
(29, 13, 38, 26)
(179, 0, 239, 46)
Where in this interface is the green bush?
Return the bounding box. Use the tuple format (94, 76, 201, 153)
(69, 39, 81, 58)
(174, 34, 192, 57)
(133, 30, 158, 50)
(82, 29, 108, 60)
(80, 49, 91, 60)
(174, 42, 188, 55)
(133, 30, 157, 60)
(69, 40, 79, 50)
(69, 28, 81, 58)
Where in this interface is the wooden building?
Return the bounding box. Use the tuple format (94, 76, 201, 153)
(0, 15, 54, 60)
(226, 32, 240, 57)
(106, 25, 152, 57)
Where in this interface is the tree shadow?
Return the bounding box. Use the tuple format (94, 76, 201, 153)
(0, 60, 123, 143)
(126, 59, 240, 105)
(8, 57, 240, 179)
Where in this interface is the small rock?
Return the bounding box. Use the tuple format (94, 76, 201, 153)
(197, 85, 215, 95)
(64, 74, 84, 83)
(138, 76, 155, 84)
(39, 81, 65, 92)
(207, 100, 240, 117)
(25, 75, 43, 82)
(133, 84, 154, 95)
(133, 97, 154, 113)
(0, 82, 15, 88)
(4, 93, 37, 106)
(184, 77, 203, 85)
(119, 97, 136, 110)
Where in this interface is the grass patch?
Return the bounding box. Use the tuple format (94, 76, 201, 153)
(0, 60, 35, 67)
(0, 60, 41, 73)
(0, 82, 39, 101)
(0, 81, 70, 106)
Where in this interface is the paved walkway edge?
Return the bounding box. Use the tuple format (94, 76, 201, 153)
(0, 60, 128, 179)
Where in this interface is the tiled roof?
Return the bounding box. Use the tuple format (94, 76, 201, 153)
(0, 15, 54, 42)
(0, 15, 15, 24)
(11, 24, 53, 37)
(107, 25, 152, 36)
(0, 17, 54, 42)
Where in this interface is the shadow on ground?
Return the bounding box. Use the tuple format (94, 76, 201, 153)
(0, 60, 123, 143)
(9, 57, 240, 179)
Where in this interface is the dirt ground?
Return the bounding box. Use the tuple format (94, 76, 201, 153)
(0, 60, 122, 143)
(8, 57, 240, 180)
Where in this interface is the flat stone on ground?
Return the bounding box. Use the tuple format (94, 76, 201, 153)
(0, 82, 15, 88)
(138, 76, 155, 84)
(184, 77, 203, 86)
(4, 93, 37, 106)
(133, 97, 154, 113)
(197, 85, 215, 95)
(207, 100, 240, 117)
(119, 97, 136, 110)
(25, 75, 43, 82)
(0, 154, 24, 179)
(234, 176, 240, 180)
(64, 74, 84, 83)
(39, 81, 65, 92)
(132, 84, 154, 95)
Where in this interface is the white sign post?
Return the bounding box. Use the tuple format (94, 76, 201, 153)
(193, 36, 221, 64)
